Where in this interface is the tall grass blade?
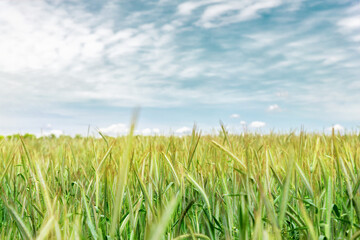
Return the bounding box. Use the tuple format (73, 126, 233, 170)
(211, 140, 247, 171)
(148, 193, 181, 240)
(110, 110, 138, 237)
(5, 203, 32, 240)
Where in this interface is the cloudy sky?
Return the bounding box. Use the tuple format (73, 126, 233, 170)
(0, 0, 359, 136)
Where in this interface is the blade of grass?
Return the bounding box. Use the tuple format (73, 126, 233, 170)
(278, 157, 294, 228)
(4, 203, 32, 240)
(186, 174, 211, 214)
(162, 152, 180, 186)
(110, 110, 138, 237)
(36, 216, 55, 240)
(148, 193, 181, 240)
(133, 169, 156, 217)
(211, 140, 247, 171)
(299, 202, 317, 239)
(325, 176, 332, 239)
(295, 163, 314, 198)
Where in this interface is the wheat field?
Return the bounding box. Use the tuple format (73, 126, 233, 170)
(0, 126, 359, 239)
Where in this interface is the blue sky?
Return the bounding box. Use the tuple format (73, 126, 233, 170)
(0, 0, 359, 136)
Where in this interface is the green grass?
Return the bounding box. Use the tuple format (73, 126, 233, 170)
(1, 129, 360, 239)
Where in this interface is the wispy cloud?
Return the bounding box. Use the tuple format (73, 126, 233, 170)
(337, 3, 360, 46)
(178, 0, 286, 28)
(338, 16, 360, 31)
(178, 0, 221, 15)
(0, 1, 192, 109)
(199, 0, 283, 28)
(1, 0, 360, 134)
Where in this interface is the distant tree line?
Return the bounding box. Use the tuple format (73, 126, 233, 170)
(0, 133, 83, 140)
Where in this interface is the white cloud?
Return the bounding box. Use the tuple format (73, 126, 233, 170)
(99, 123, 128, 136)
(230, 113, 240, 118)
(0, 1, 106, 73)
(240, 120, 246, 125)
(1, 0, 360, 132)
(175, 127, 192, 135)
(178, 1, 204, 15)
(195, 0, 283, 28)
(40, 129, 64, 137)
(141, 128, 152, 135)
(141, 128, 161, 135)
(177, 0, 222, 15)
(337, 6, 360, 44)
(0, 0, 274, 113)
(249, 121, 266, 128)
(245, 32, 290, 50)
(178, 0, 294, 28)
(267, 104, 281, 112)
(326, 124, 345, 132)
(99, 124, 161, 136)
(0, 0, 202, 109)
(338, 16, 360, 31)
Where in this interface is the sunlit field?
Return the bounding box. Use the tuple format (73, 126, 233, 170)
(1, 127, 359, 239)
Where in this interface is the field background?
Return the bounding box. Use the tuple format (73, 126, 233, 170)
(1, 128, 360, 239)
